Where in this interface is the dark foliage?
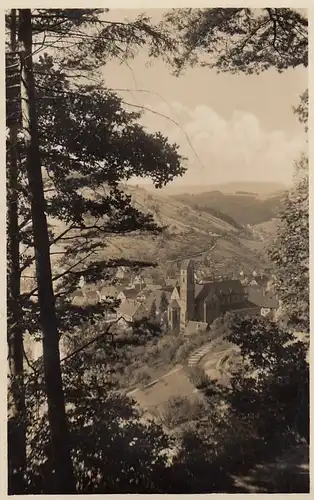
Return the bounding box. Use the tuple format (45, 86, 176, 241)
(173, 191, 282, 227)
(164, 8, 307, 75)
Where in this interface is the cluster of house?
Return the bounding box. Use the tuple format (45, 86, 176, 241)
(70, 260, 279, 335)
(71, 269, 171, 326)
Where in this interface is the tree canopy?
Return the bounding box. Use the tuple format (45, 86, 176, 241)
(163, 8, 308, 74)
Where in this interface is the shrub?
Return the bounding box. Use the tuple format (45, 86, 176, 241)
(188, 366, 211, 390)
(132, 368, 152, 388)
(159, 396, 206, 430)
(174, 343, 192, 362)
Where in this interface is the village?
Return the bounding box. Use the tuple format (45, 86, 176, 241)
(71, 258, 279, 335)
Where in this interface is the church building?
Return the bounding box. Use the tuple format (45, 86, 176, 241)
(168, 259, 260, 333)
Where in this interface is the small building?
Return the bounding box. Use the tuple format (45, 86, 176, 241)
(117, 300, 148, 324)
(71, 288, 101, 306)
(249, 275, 269, 290)
(117, 284, 146, 303)
(132, 274, 146, 286)
(115, 266, 127, 280)
(98, 285, 121, 301)
(246, 287, 278, 319)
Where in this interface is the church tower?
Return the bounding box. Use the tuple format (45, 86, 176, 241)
(180, 259, 195, 331)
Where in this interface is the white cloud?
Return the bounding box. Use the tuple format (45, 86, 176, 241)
(137, 101, 306, 186)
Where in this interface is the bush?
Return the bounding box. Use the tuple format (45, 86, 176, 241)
(132, 368, 152, 388)
(174, 332, 210, 363)
(187, 366, 211, 389)
(159, 396, 206, 430)
(174, 343, 192, 362)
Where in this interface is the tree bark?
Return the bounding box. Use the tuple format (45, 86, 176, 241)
(7, 9, 27, 493)
(18, 9, 76, 493)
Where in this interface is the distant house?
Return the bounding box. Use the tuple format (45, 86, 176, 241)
(248, 275, 269, 290)
(117, 299, 148, 324)
(98, 285, 121, 301)
(71, 288, 101, 306)
(115, 266, 127, 280)
(117, 284, 146, 303)
(132, 274, 146, 286)
(246, 287, 278, 319)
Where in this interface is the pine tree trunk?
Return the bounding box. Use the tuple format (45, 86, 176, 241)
(18, 9, 76, 493)
(7, 9, 27, 494)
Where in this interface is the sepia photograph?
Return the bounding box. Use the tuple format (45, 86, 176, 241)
(6, 7, 309, 494)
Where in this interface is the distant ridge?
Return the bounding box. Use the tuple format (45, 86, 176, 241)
(134, 181, 289, 198)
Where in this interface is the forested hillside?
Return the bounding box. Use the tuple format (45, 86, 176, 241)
(172, 190, 283, 226)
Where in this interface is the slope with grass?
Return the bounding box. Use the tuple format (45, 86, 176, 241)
(101, 185, 268, 274)
(21, 183, 270, 293)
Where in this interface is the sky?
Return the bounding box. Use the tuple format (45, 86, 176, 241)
(102, 9, 308, 188)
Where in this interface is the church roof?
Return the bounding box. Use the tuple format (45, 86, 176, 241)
(169, 298, 180, 309)
(219, 300, 260, 314)
(195, 280, 244, 302)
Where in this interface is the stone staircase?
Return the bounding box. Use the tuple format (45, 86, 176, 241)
(188, 342, 212, 367)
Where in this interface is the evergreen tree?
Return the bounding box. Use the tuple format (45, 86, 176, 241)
(163, 8, 307, 75)
(159, 292, 169, 313)
(149, 300, 157, 321)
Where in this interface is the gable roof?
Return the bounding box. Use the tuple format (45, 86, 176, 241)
(120, 285, 144, 299)
(117, 299, 143, 318)
(195, 280, 245, 303)
(99, 285, 120, 298)
(246, 288, 278, 309)
(219, 299, 261, 314)
(169, 298, 180, 309)
(250, 276, 269, 287)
